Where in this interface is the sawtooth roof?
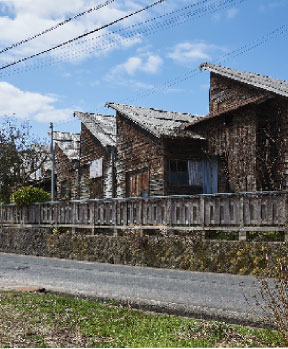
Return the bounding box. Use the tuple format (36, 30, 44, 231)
(105, 102, 204, 139)
(53, 131, 80, 160)
(74, 111, 116, 147)
(200, 62, 288, 98)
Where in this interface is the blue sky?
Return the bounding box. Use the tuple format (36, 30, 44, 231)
(0, 0, 288, 142)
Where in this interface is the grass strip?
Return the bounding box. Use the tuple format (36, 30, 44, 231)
(0, 291, 284, 347)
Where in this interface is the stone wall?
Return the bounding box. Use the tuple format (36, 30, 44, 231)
(1, 226, 287, 276)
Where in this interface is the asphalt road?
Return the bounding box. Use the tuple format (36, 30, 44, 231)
(0, 253, 269, 326)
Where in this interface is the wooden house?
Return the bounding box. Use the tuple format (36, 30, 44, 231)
(74, 111, 116, 199)
(54, 131, 80, 200)
(106, 103, 212, 197)
(185, 63, 288, 193)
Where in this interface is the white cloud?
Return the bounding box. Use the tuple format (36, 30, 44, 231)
(212, 7, 240, 22)
(107, 53, 163, 79)
(259, 0, 287, 11)
(0, 81, 73, 122)
(168, 42, 210, 64)
(0, 0, 159, 65)
(226, 8, 239, 19)
(168, 41, 224, 66)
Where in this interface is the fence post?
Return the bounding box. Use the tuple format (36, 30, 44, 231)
(113, 200, 118, 237)
(166, 198, 172, 228)
(239, 195, 247, 241)
(200, 196, 205, 239)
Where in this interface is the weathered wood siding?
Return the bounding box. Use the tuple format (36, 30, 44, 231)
(55, 145, 77, 200)
(193, 108, 258, 192)
(80, 124, 114, 199)
(191, 74, 288, 193)
(209, 73, 268, 114)
(255, 98, 288, 191)
(116, 112, 165, 197)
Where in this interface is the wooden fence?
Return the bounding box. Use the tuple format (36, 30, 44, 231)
(1, 191, 288, 240)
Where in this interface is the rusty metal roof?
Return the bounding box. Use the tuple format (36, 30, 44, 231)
(201, 62, 288, 98)
(74, 111, 116, 147)
(105, 102, 204, 139)
(53, 131, 80, 160)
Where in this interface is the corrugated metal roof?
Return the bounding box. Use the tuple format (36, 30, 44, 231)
(53, 131, 80, 160)
(200, 62, 288, 98)
(74, 111, 116, 147)
(105, 102, 204, 139)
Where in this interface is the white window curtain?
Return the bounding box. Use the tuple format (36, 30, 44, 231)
(188, 160, 203, 186)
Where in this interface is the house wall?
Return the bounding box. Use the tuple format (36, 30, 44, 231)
(194, 74, 288, 193)
(79, 124, 114, 199)
(193, 109, 258, 192)
(116, 112, 165, 197)
(55, 145, 77, 199)
(209, 73, 268, 114)
(256, 98, 288, 191)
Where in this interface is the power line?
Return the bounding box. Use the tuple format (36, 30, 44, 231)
(55, 21, 288, 119)
(49, 0, 245, 62)
(0, 0, 165, 71)
(55, 21, 288, 122)
(0, 0, 117, 55)
(0, 0, 245, 77)
(119, 22, 288, 106)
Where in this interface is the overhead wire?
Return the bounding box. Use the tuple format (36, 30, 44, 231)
(0, 0, 117, 55)
(52, 1, 288, 116)
(119, 23, 288, 106)
(0, 0, 165, 71)
(0, 0, 246, 77)
(1, 0, 287, 122)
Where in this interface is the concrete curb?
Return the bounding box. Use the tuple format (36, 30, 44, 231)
(0, 281, 275, 329)
(46, 288, 275, 329)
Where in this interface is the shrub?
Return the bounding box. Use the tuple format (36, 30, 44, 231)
(248, 258, 288, 345)
(10, 186, 50, 206)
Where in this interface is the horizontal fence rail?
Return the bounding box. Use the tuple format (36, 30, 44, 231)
(1, 192, 288, 238)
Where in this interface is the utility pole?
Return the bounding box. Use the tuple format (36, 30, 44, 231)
(50, 122, 56, 201)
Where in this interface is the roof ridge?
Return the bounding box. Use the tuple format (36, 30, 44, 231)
(200, 62, 288, 97)
(106, 102, 200, 117)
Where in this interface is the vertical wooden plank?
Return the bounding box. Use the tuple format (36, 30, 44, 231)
(138, 199, 143, 226)
(239, 195, 246, 241)
(200, 196, 205, 229)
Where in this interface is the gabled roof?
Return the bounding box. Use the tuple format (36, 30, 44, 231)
(74, 111, 116, 147)
(105, 102, 204, 139)
(53, 131, 80, 160)
(200, 62, 288, 98)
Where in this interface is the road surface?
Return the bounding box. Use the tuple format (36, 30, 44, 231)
(0, 252, 269, 326)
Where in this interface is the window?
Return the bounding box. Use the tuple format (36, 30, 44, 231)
(167, 160, 189, 185)
(60, 180, 71, 199)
